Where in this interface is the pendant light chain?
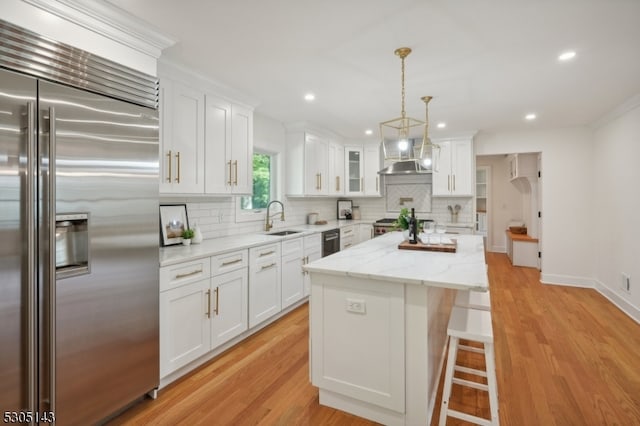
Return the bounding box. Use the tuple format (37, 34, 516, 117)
(400, 54, 406, 119)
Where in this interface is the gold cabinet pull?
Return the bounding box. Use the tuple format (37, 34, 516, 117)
(336, 176, 340, 191)
(361, 177, 364, 192)
(166, 150, 172, 182)
(221, 258, 242, 266)
(261, 262, 277, 271)
(214, 287, 219, 316)
(453, 174, 456, 191)
(376, 177, 379, 192)
(448, 175, 451, 191)
(316, 173, 320, 190)
(259, 250, 275, 257)
(175, 152, 181, 183)
(205, 289, 211, 318)
(175, 269, 203, 279)
(227, 160, 233, 185)
(233, 160, 238, 185)
(319, 173, 322, 190)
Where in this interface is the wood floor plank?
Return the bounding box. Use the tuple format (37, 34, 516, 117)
(109, 252, 640, 426)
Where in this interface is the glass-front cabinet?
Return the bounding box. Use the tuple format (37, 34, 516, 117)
(344, 144, 381, 196)
(346, 147, 362, 193)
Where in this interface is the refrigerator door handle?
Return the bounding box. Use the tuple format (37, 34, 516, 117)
(26, 101, 37, 412)
(47, 106, 57, 414)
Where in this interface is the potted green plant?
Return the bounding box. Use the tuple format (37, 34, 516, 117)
(393, 208, 411, 239)
(182, 228, 195, 246)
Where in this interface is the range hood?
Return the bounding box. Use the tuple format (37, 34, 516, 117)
(378, 159, 431, 175)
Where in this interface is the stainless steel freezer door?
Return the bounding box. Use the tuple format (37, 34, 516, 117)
(0, 67, 38, 415)
(38, 81, 160, 425)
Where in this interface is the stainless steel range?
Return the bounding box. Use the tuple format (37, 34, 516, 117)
(373, 218, 398, 236)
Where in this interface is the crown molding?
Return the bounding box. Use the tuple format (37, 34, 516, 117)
(22, 0, 176, 58)
(590, 92, 640, 130)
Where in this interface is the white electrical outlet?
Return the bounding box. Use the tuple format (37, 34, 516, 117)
(346, 298, 366, 314)
(621, 272, 631, 293)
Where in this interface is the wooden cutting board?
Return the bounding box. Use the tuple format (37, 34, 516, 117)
(398, 239, 457, 253)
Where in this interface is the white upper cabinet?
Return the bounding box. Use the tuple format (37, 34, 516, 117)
(328, 141, 345, 196)
(305, 134, 329, 195)
(432, 138, 473, 197)
(159, 78, 205, 194)
(345, 146, 363, 194)
(159, 66, 253, 196)
(204, 94, 253, 195)
(286, 130, 332, 196)
(363, 144, 381, 196)
(344, 143, 381, 197)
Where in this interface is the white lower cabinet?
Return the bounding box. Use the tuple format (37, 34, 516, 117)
(249, 243, 282, 328)
(281, 237, 305, 309)
(211, 267, 248, 349)
(303, 234, 322, 296)
(340, 225, 356, 250)
(160, 278, 211, 377)
(358, 223, 373, 244)
(160, 249, 248, 378)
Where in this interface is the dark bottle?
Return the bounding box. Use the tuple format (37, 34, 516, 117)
(409, 208, 418, 244)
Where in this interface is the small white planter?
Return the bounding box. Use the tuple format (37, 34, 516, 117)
(182, 239, 192, 246)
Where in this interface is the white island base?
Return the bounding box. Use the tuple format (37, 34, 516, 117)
(306, 233, 488, 425)
(310, 273, 454, 425)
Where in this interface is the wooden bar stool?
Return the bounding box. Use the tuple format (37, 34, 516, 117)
(454, 289, 491, 311)
(439, 306, 499, 426)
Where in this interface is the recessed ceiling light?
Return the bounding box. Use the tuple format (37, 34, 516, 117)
(525, 113, 537, 121)
(304, 93, 315, 101)
(436, 122, 446, 129)
(365, 129, 373, 135)
(558, 50, 576, 61)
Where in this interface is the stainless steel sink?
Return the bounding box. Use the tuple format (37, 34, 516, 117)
(267, 230, 302, 236)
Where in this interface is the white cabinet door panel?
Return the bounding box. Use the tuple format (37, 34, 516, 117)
(211, 268, 248, 348)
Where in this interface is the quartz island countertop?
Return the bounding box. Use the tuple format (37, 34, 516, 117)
(303, 231, 488, 291)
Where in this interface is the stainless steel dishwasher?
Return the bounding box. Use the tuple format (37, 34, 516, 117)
(322, 228, 340, 257)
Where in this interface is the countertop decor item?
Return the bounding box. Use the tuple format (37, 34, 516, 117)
(337, 200, 353, 220)
(181, 228, 194, 246)
(192, 222, 203, 244)
(160, 204, 189, 246)
(393, 207, 410, 230)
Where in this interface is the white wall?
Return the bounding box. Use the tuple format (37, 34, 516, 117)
(592, 98, 640, 321)
(475, 127, 595, 286)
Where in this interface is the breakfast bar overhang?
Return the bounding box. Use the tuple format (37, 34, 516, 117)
(303, 232, 489, 425)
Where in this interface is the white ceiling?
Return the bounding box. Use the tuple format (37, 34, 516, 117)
(107, 0, 640, 140)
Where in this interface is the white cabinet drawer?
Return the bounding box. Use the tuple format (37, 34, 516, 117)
(282, 237, 303, 257)
(211, 249, 248, 276)
(160, 258, 211, 292)
(249, 243, 280, 267)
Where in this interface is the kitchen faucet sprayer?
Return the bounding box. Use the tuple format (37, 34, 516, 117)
(265, 200, 285, 231)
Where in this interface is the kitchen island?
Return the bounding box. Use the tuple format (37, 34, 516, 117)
(304, 231, 488, 426)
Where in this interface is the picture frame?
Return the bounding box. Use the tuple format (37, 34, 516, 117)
(337, 200, 353, 220)
(159, 204, 189, 246)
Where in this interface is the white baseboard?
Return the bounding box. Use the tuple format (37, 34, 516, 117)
(540, 273, 595, 288)
(540, 274, 640, 324)
(490, 245, 506, 253)
(594, 280, 640, 325)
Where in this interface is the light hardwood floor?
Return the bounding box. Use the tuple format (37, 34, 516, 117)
(109, 253, 640, 425)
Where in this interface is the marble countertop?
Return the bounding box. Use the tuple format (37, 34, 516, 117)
(303, 231, 488, 291)
(159, 219, 373, 267)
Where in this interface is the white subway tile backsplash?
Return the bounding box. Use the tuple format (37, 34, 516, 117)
(173, 193, 474, 242)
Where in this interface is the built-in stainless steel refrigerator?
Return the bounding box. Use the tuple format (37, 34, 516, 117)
(1, 20, 159, 425)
